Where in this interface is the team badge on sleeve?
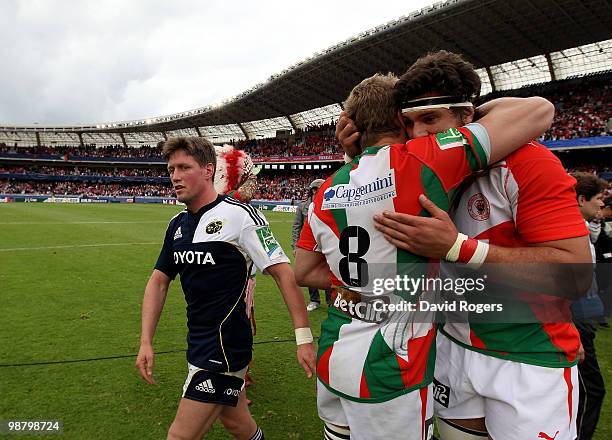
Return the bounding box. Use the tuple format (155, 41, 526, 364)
(435, 128, 465, 150)
(255, 225, 282, 258)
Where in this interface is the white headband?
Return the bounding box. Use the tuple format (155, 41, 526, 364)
(401, 95, 473, 113)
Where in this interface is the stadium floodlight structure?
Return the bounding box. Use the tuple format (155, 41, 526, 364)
(0, 0, 611, 146)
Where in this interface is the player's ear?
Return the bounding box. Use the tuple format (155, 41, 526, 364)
(577, 194, 585, 207)
(203, 162, 215, 180)
(463, 106, 475, 124)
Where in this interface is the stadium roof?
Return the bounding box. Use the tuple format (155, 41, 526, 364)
(1, 0, 611, 143)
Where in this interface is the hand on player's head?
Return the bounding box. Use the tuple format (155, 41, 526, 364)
(335, 112, 362, 160)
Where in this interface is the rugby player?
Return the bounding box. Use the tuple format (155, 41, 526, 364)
(135, 137, 316, 440)
(338, 51, 591, 440)
(294, 69, 555, 439)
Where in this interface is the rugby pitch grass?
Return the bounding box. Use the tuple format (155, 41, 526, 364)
(0, 203, 609, 439)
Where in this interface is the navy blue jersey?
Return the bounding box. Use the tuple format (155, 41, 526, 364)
(155, 195, 289, 372)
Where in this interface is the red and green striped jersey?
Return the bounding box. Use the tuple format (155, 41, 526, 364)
(441, 142, 588, 367)
(297, 124, 491, 402)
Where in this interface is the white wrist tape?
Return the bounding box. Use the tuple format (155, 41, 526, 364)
(295, 327, 313, 345)
(445, 233, 489, 268)
(445, 233, 468, 262)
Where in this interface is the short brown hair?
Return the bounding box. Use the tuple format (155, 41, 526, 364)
(162, 137, 216, 177)
(571, 172, 608, 200)
(344, 73, 402, 150)
(394, 50, 481, 116)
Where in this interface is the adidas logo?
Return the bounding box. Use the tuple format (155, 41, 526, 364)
(195, 379, 215, 394)
(173, 227, 182, 240)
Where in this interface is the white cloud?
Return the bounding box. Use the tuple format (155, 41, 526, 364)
(0, 0, 434, 125)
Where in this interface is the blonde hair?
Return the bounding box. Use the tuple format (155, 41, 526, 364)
(343, 73, 402, 150)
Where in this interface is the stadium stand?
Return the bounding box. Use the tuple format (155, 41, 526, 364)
(479, 73, 612, 141)
(0, 166, 168, 177)
(254, 170, 332, 201)
(1, 26, 610, 204)
(0, 144, 161, 158)
(236, 134, 338, 158)
(0, 181, 174, 197)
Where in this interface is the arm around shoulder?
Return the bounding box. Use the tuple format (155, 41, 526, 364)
(477, 97, 555, 163)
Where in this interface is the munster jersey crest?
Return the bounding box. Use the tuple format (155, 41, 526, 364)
(205, 219, 224, 234)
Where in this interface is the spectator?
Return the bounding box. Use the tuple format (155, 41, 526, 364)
(571, 172, 607, 440)
(291, 178, 331, 311)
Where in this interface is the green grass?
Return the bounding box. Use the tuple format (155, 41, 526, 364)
(0, 203, 610, 439)
(0, 204, 326, 439)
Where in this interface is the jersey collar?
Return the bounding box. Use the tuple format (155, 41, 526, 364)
(189, 194, 226, 218)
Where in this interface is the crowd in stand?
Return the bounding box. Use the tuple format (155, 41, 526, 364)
(236, 137, 295, 158)
(1, 76, 610, 160)
(542, 83, 611, 140)
(0, 144, 161, 158)
(1, 74, 610, 200)
(480, 74, 611, 141)
(0, 180, 173, 197)
(0, 165, 168, 177)
(0, 169, 333, 200)
(2, 162, 608, 200)
(302, 119, 337, 133)
(302, 135, 340, 155)
(254, 170, 333, 201)
(235, 134, 339, 158)
(0, 135, 341, 160)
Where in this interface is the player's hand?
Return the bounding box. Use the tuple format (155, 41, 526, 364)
(335, 111, 361, 159)
(373, 194, 458, 258)
(296, 342, 317, 378)
(135, 342, 156, 384)
(578, 343, 585, 363)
